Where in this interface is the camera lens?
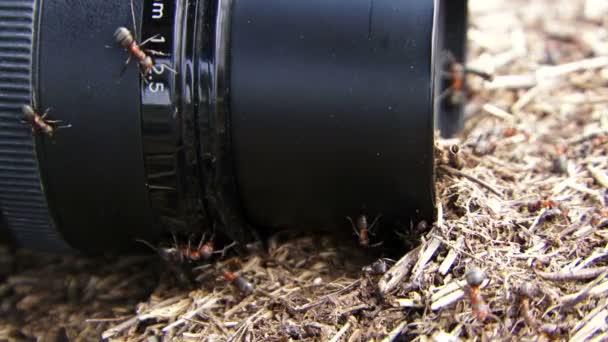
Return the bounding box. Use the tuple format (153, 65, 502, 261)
(0, 0, 467, 252)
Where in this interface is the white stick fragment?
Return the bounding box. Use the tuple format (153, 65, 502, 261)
(101, 316, 138, 340)
(571, 303, 608, 342)
(588, 165, 608, 188)
(482, 103, 515, 121)
(328, 322, 351, 342)
(378, 245, 422, 295)
(439, 237, 463, 276)
(488, 56, 608, 89)
(566, 182, 606, 206)
(162, 296, 219, 332)
(381, 321, 407, 342)
(411, 238, 441, 280)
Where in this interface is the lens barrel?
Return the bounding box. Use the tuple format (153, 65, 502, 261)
(0, 0, 467, 252)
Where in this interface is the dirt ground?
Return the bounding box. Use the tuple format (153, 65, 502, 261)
(1, 0, 608, 340)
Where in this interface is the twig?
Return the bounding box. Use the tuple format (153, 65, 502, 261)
(535, 267, 608, 281)
(489, 56, 608, 89)
(411, 237, 441, 280)
(561, 272, 608, 310)
(378, 246, 421, 295)
(381, 321, 407, 342)
(328, 321, 351, 342)
(438, 165, 504, 198)
(439, 236, 463, 275)
(482, 103, 515, 121)
(588, 165, 608, 188)
(101, 316, 138, 340)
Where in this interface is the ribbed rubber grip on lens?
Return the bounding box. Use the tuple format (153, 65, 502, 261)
(0, 0, 70, 251)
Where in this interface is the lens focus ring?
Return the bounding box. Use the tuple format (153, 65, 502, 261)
(0, 0, 70, 250)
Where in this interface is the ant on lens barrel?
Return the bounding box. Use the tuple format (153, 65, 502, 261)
(438, 51, 494, 105)
(347, 212, 383, 248)
(137, 232, 236, 264)
(21, 93, 71, 138)
(114, 0, 175, 76)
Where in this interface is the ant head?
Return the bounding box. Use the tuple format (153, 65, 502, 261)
(21, 105, 36, 119)
(114, 27, 133, 46)
(200, 244, 214, 260)
(465, 267, 486, 287)
(518, 282, 538, 299)
(188, 250, 201, 261)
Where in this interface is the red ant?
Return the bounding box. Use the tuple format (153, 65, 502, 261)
(114, 0, 175, 76)
(464, 267, 490, 321)
(347, 213, 382, 248)
(137, 232, 236, 264)
(438, 51, 493, 105)
(21, 105, 71, 138)
(184, 232, 237, 261)
(518, 282, 539, 330)
(222, 269, 254, 295)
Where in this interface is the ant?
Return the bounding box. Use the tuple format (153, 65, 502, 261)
(114, 0, 175, 76)
(21, 92, 71, 138)
(183, 232, 237, 262)
(347, 213, 383, 248)
(222, 269, 254, 295)
(464, 267, 490, 321)
(518, 282, 539, 330)
(137, 232, 236, 264)
(438, 51, 494, 105)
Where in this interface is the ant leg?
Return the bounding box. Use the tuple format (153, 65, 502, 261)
(463, 67, 494, 82)
(440, 70, 454, 79)
(346, 216, 359, 236)
(139, 34, 160, 47)
(369, 241, 384, 248)
(435, 87, 453, 103)
(161, 63, 177, 74)
(443, 50, 456, 65)
(173, 232, 186, 264)
(119, 55, 132, 78)
(55, 124, 72, 130)
(214, 241, 237, 258)
(41, 108, 52, 119)
(368, 214, 383, 234)
(144, 49, 170, 57)
(197, 232, 207, 251)
(136, 239, 160, 253)
(130, 0, 138, 40)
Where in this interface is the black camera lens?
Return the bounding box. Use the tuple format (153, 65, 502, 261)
(0, 0, 467, 253)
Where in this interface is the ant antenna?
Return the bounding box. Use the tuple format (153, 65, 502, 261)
(136, 239, 159, 252)
(130, 0, 138, 41)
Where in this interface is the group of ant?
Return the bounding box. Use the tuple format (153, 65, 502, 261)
(21, 0, 492, 139)
(137, 210, 384, 295)
(21, 0, 172, 138)
(138, 229, 254, 295)
(461, 267, 561, 339)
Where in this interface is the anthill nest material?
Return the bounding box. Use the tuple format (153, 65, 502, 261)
(1, 0, 608, 340)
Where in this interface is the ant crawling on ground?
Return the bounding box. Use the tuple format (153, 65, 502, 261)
(347, 211, 383, 248)
(114, 0, 175, 77)
(437, 51, 494, 106)
(21, 92, 71, 138)
(464, 266, 491, 321)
